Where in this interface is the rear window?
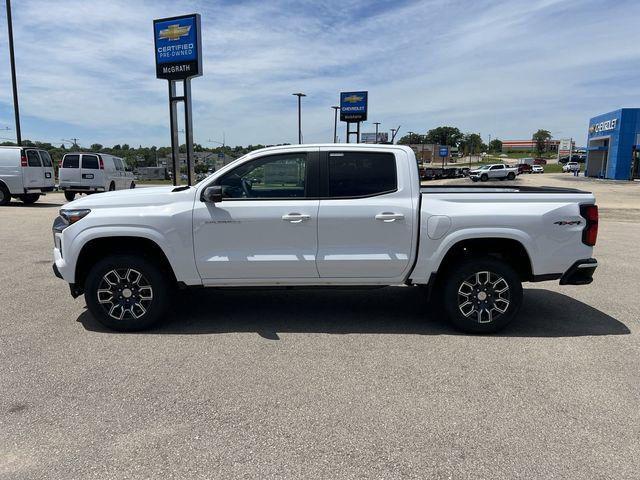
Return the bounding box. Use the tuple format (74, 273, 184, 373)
(114, 158, 124, 171)
(82, 155, 99, 170)
(328, 152, 397, 198)
(40, 151, 53, 167)
(26, 150, 42, 167)
(62, 155, 80, 168)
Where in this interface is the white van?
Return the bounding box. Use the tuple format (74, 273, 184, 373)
(59, 152, 135, 201)
(0, 146, 55, 205)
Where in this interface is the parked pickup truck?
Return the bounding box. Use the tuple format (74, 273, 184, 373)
(52, 144, 598, 333)
(469, 164, 519, 182)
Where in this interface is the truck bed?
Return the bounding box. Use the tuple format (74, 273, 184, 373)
(420, 185, 591, 194)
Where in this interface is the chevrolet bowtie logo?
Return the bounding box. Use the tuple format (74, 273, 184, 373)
(343, 94, 364, 103)
(159, 24, 191, 41)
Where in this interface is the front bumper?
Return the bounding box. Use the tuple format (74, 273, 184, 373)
(560, 258, 598, 285)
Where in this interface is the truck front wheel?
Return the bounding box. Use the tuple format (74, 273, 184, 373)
(480, 174, 488, 182)
(442, 257, 523, 333)
(85, 254, 169, 331)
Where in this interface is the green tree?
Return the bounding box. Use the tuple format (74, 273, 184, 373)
(90, 143, 103, 151)
(460, 133, 483, 155)
(425, 126, 463, 147)
(398, 133, 423, 145)
(532, 129, 552, 156)
(488, 139, 503, 153)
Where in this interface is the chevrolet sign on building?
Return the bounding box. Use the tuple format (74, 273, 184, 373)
(153, 14, 202, 80)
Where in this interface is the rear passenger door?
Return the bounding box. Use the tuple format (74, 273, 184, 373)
(23, 149, 45, 188)
(81, 154, 102, 187)
(316, 149, 416, 280)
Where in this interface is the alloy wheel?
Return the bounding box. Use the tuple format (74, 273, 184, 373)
(457, 270, 510, 323)
(97, 268, 153, 320)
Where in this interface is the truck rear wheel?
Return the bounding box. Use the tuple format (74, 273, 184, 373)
(85, 254, 170, 331)
(0, 183, 10, 206)
(20, 193, 40, 204)
(507, 172, 516, 180)
(442, 257, 523, 333)
(64, 191, 76, 201)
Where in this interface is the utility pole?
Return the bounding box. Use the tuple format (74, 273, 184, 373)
(292, 93, 306, 144)
(390, 129, 396, 144)
(62, 138, 80, 149)
(331, 106, 339, 143)
(373, 122, 381, 143)
(6, 0, 21, 145)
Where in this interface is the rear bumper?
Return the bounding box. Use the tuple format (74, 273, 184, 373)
(60, 185, 105, 193)
(560, 258, 598, 285)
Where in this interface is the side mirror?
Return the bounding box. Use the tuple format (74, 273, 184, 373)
(202, 185, 223, 203)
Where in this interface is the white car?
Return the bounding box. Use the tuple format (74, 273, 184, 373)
(53, 144, 598, 334)
(469, 164, 519, 181)
(0, 146, 55, 205)
(59, 152, 135, 201)
(563, 162, 580, 173)
(532, 165, 544, 174)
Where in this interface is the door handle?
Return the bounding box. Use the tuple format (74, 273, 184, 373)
(282, 213, 310, 223)
(375, 212, 404, 222)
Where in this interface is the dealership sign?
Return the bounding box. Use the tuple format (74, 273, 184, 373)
(589, 118, 617, 136)
(153, 14, 202, 80)
(340, 91, 368, 122)
(439, 146, 449, 157)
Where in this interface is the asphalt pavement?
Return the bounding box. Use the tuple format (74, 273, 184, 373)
(1, 176, 639, 479)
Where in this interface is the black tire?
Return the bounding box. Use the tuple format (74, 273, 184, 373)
(108, 182, 116, 191)
(130, 182, 135, 189)
(0, 183, 10, 206)
(507, 172, 516, 180)
(20, 193, 40, 204)
(471, 177, 479, 182)
(64, 191, 76, 201)
(442, 257, 523, 334)
(85, 254, 170, 331)
(480, 174, 488, 182)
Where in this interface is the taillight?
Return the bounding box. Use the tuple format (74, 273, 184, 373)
(21, 152, 28, 167)
(580, 204, 598, 246)
(98, 156, 104, 170)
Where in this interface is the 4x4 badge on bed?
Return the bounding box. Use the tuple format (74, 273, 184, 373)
(554, 220, 582, 226)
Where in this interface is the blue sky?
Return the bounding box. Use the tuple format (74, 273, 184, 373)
(1, 0, 639, 148)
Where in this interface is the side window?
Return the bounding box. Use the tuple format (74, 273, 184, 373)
(62, 154, 79, 168)
(82, 155, 99, 170)
(40, 151, 53, 167)
(114, 158, 124, 171)
(490, 165, 502, 170)
(217, 153, 307, 199)
(328, 152, 397, 198)
(26, 150, 42, 167)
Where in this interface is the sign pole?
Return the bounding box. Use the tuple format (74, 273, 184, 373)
(168, 81, 180, 186)
(184, 78, 195, 185)
(357, 122, 361, 143)
(6, 0, 21, 146)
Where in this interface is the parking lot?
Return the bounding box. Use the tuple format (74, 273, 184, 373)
(1, 173, 639, 479)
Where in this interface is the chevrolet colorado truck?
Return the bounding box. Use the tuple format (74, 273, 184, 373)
(52, 144, 598, 333)
(469, 164, 519, 182)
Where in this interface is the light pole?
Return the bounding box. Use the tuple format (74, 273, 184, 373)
(331, 106, 339, 143)
(292, 93, 306, 144)
(62, 138, 80, 149)
(407, 131, 415, 145)
(390, 129, 397, 144)
(6, 0, 21, 145)
(373, 122, 381, 143)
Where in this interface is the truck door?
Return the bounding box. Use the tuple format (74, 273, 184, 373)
(23, 149, 45, 188)
(490, 164, 504, 178)
(193, 150, 320, 280)
(39, 150, 55, 188)
(316, 149, 416, 279)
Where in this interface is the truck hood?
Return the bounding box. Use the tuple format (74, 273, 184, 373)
(63, 186, 195, 209)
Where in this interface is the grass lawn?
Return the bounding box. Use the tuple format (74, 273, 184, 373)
(135, 179, 173, 185)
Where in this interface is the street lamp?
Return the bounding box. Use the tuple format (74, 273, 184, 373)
(390, 128, 397, 144)
(331, 106, 339, 143)
(292, 93, 306, 144)
(373, 122, 381, 143)
(407, 131, 415, 144)
(6, 0, 21, 146)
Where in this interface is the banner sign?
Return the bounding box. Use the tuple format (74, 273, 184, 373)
(340, 91, 368, 122)
(361, 132, 389, 143)
(439, 146, 449, 157)
(154, 14, 202, 80)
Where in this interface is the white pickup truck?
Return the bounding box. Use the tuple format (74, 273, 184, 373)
(469, 164, 519, 182)
(52, 144, 598, 333)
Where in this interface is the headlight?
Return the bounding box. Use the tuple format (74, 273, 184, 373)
(59, 208, 91, 225)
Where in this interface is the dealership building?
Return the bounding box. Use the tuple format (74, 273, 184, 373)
(585, 108, 640, 180)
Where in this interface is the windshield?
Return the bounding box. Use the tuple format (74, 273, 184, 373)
(478, 165, 491, 170)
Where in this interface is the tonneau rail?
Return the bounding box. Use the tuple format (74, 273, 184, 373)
(420, 185, 591, 194)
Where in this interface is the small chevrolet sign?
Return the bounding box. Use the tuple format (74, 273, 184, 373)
(340, 91, 368, 122)
(153, 14, 202, 80)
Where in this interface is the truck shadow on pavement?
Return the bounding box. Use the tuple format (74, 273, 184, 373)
(78, 287, 630, 338)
